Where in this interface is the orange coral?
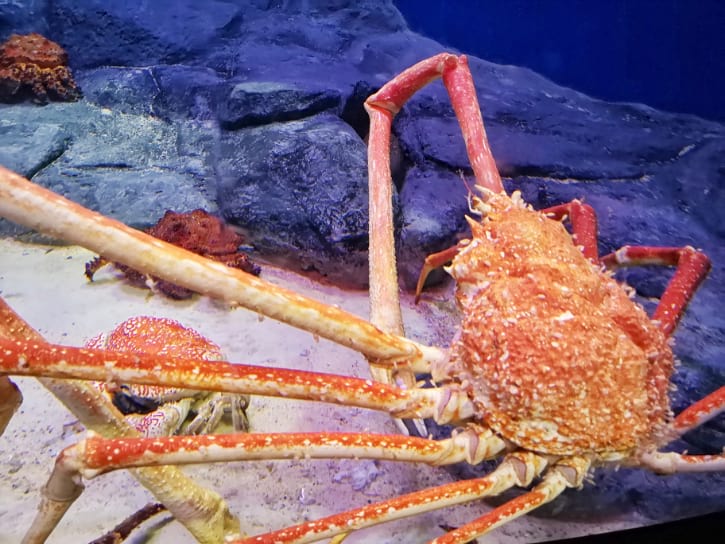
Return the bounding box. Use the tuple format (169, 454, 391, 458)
(86, 209, 260, 299)
(0, 33, 81, 103)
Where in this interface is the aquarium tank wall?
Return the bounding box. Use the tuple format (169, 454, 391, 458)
(395, 0, 725, 122)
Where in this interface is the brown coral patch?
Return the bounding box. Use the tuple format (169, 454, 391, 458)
(0, 33, 81, 102)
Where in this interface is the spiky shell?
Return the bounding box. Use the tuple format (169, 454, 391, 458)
(446, 194, 673, 455)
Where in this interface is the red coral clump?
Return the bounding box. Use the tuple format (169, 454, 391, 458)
(85, 209, 260, 299)
(0, 32, 81, 103)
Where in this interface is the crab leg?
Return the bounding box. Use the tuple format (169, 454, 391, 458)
(639, 451, 725, 473)
(0, 165, 445, 370)
(601, 245, 711, 335)
(541, 200, 599, 261)
(366, 78, 404, 340)
(51, 429, 508, 479)
(0, 338, 474, 423)
(673, 385, 725, 432)
(430, 456, 591, 544)
(633, 384, 725, 474)
(231, 452, 548, 544)
(414, 245, 464, 302)
(365, 53, 504, 315)
(0, 298, 239, 544)
(29, 430, 506, 544)
(363, 53, 501, 399)
(366, 53, 503, 195)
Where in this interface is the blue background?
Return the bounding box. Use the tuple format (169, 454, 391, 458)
(395, 0, 725, 122)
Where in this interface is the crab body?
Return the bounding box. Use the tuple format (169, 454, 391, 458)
(444, 192, 673, 456)
(86, 316, 249, 437)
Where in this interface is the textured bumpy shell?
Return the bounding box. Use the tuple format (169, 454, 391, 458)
(447, 194, 673, 456)
(85, 316, 224, 401)
(0, 33, 81, 101)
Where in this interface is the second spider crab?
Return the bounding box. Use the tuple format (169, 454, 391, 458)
(0, 53, 724, 544)
(87, 316, 249, 437)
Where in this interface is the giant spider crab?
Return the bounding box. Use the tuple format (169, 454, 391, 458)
(0, 53, 724, 544)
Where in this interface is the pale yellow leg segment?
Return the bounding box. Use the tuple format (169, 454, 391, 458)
(429, 456, 591, 544)
(231, 452, 546, 544)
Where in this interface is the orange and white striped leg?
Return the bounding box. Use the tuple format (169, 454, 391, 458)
(673, 385, 725, 434)
(0, 338, 475, 424)
(230, 452, 547, 544)
(640, 451, 725, 473)
(638, 385, 725, 474)
(46, 428, 508, 481)
(30, 430, 505, 544)
(429, 456, 591, 544)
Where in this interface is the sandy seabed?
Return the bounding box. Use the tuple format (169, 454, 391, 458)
(0, 238, 641, 544)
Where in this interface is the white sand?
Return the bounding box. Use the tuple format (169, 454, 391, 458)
(0, 238, 636, 543)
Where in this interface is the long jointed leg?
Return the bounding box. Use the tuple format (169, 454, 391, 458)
(48, 428, 508, 483)
(639, 385, 725, 474)
(366, 53, 503, 196)
(430, 457, 591, 544)
(674, 385, 725, 433)
(365, 53, 504, 321)
(0, 338, 474, 423)
(363, 54, 502, 437)
(601, 245, 711, 336)
(229, 452, 548, 544)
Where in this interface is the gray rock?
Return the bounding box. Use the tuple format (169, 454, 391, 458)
(0, 109, 69, 177)
(397, 165, 470, 289)
(34, 167, 213, 228)
(215, 113, 369, 285)
(0, 102, 217, 236)
(152, 65, 226, 121)
(76, 67, 160, 116)
(0, 0, 48, 38)
(658, 137, 725, 238)
(217, 81, 342, 129)
(49, 0, 241, 68)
